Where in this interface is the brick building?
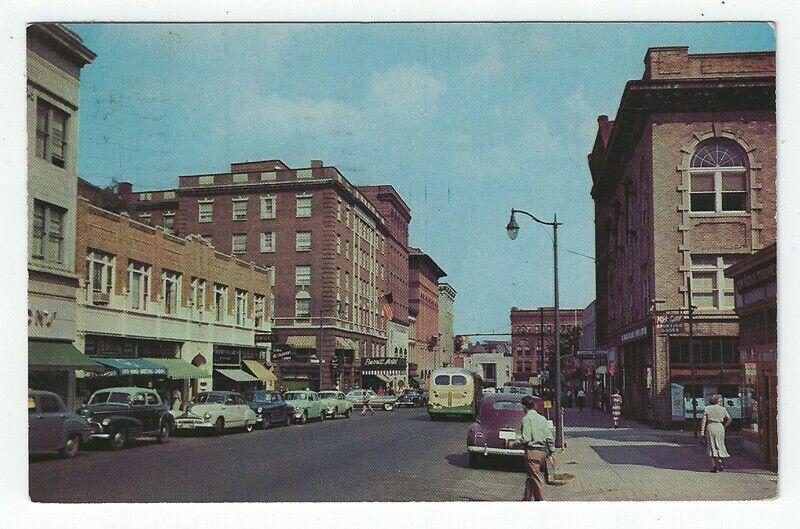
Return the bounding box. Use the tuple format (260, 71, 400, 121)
(409, 248, 447, 386)
(725, 243, 777, 468)
(74, 192, 274, 402)
(437, 282, 457, 367)
(510, 307, 583, 384)
(588, 47, 776, 425)
(27, 24, 97, 410)
(119, 159, 393, 391)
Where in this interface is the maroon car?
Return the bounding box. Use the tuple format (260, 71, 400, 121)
(466, 393, 549, 468)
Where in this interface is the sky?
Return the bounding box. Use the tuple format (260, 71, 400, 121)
(68, 22, 775, 337)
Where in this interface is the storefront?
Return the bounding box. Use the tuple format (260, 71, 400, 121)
(212, 345, 264, 393)
(617, 324, 650, 421)
(332, 337, 359, 391)
(361, 356, 408, 392)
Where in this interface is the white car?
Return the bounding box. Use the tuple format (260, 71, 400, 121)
(174, 391, 258, 434)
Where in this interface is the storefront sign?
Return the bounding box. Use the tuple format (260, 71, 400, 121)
(744, 362, 758, 385)
(28, 296, 75, 341)
(655, 314, 685, 334)
(255, 332, 277, 344)
(620, 325, 648, 344)
(213, 350, 241, 367)
(362, 356, 407, 371)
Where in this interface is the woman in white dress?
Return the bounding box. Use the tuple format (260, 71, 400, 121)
(700, 394, 732, 472)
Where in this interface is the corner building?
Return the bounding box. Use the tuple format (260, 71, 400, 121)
(120, 159, 392, 391)
(588, 47, 776, 425)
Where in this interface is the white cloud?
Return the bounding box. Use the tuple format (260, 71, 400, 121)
(369, 63, 447, 117)
(237, 93, 366, 137)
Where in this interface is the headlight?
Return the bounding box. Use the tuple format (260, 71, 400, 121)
(204, 413, 212, 421)
(101, 418, 111, 426)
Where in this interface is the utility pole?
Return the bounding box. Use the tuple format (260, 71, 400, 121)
(553, 213, 563, 449)
(539, 307, 545, 376)
(688, 276, 698, 437)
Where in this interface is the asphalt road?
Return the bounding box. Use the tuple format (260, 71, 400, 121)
(29, 407, 528, 503)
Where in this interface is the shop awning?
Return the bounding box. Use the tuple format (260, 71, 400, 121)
(242, 360, 277, 382)
(29, 341, 104, 371)
(143, 358, 210, 380)
(335, 337, 358, 350)
(286, 335, 317, 349)
(215, 368, 259, 383)
(93, 357, 167, 376)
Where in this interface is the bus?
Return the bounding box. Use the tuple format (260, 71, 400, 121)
(428, 368, 483, 420)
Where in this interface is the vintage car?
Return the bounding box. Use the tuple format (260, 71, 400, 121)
(395, 389, 425, 408)
(174, 391, 258, 434)
(345, 389, 397, 411)
(466, 393, 551, 468)
(78, 387, 173, 450)
(317, 390, 353, 419)
(283, 390, 324, 424)
(248, 390, 293, 427)
(29, 390, 92, 458)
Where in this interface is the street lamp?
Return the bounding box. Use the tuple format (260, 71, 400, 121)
(506, 209, 564, 449)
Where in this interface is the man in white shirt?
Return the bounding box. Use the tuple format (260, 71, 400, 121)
(515, 396, 556, 501)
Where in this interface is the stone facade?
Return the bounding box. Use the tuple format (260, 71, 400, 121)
(588, 47, 776, 425)
(437, 283, 457, 367)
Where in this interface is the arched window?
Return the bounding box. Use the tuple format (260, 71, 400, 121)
(295, 290, 311, 319)
(689, 138, 748, 213)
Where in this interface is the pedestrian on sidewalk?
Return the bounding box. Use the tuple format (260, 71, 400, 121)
(611, 391, 622, 428)
(515, 395, 556, 501)
(700, 394, 732, 472)
(361, 390, 374, 416)
(577, 388, 586, 411)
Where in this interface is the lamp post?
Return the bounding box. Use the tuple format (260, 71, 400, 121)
(506, 209, 564, 449)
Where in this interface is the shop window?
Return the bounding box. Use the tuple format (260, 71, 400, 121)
(689, 138, 748, 213)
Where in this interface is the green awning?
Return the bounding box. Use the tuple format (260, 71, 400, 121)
(93, 357, 167, 376)
(216, 368, 259, 383)
(144, 358, 211, 380)
(29, 341, 103, 371)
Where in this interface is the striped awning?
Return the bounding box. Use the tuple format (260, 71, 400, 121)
(335, 337, 358, 350)
(215, 368, 259, 383)
(286, 335, 317, 349)
(93, 357, 167, 376)
(243, 360, 277, 382)
(143, 358, 211, 380)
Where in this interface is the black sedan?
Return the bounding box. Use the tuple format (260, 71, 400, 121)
(396, 389, 424, 408)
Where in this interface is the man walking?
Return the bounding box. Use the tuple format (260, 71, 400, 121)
(515, 396, 556, 501)
(576, 388, 586, 411)
(361, 389, 374, 416)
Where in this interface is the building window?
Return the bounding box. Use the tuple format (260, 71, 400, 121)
(296, 231, 311, 251)
(336, 235, 341, 254)
(260, 196, 276, 219)
(162, 212, 175, 233)
(345, 207, 350, 227)
(265, 266, 276, 286)
(689, 139, 748, 213)
(295, 265, 311, 286)
(235, 289, 248, 325)
(31, 200, 65, 263)
(139, 213, 152, 224)
(344, 271, 350, 292)
(191, 277, 206, 312)
(198, 201, 213, 223)
(162, 269, 181, 315)
(35, 99, 68, 168)
(690, 255, 739, 309)
(260, 232, 275, 253)
(345, 240, 349, 259)
(337, 200, 342, 221)
(232, 173, 248, 183)
(296, 195, 312, 218)
(232, 234, 247, 254)
(214, 283, 228, 322)
(232, 199, 248, 220)
(295, 291, 311, 319)
(128, 261, 151, 310)
(336, 267, 341, 288)
(260, 171, 276, 182)
(86, 250, 114, 302)
(254, 294, 265, 328)
(200, 235, 213, 247)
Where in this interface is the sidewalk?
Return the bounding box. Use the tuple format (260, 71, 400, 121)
(543, 408, 778, 501)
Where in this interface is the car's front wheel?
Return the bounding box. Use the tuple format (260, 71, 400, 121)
(109, 429, 126, 451)
(244, 422, 254, 433)
(61, 434, 80, 458)
(157, 422, 170, 444)
(345, 408, 352, 418)
(214, 417, 225, 436)
(383, 403, 394, 411)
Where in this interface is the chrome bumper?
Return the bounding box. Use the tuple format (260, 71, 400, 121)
(468, 445, 524, 457)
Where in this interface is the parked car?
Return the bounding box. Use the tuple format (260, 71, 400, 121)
(29, 390, 91, 458)
(482, 387, 498, 395)
(283, 390, 324, 424)
(466, 393, 551, 468)
(174, 391, 258, 435)
(318, 390, 354, 419)
(78, 387, 173, 450)
(345, 389, 398, 411)
(248, 390, 293, 428)
(396, 389, 424, 408)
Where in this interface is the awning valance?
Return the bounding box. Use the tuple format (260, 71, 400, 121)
(243, 360, 277, 382)
(29, 341, 103, 371)
(286, 335, 317, 349)
(93, 357, 167, 376)
(144, 358, 210, 380)
(335, 337, 358, 350)
(215, 368, 259, 383)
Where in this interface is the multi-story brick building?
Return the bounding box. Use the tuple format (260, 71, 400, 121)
(437, 282, 457, 367)
(27, 24, 97, 410)
(588, 47, 776, 425)
(119, 159, 393, 391)
(510, 307, 583, 384)
(408, 248, 446, 386)
(74, 190, 274, 402)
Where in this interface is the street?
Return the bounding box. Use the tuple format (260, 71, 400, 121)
(29, 407, 777, 502)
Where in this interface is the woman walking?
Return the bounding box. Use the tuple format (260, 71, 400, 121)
(610, 391, 622, 428)
(700, 394, 732, 472)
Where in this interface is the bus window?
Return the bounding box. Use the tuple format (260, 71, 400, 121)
(451, 375, 467, 386)
(434, 375, 450, 385)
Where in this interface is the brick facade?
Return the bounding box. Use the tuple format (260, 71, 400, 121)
(588, 47, 776, 425)
(409, 248, 446, 385)
(510, 307, 583, 382)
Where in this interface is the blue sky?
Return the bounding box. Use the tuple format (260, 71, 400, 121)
(68, 22, 775, 336)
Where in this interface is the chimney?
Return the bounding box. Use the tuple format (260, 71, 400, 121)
(310, 160, 323, 168)
(310, 159, 324, 178)
(117, 182, 133, 197)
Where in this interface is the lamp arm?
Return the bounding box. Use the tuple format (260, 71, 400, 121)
(511, 208, 561, 227)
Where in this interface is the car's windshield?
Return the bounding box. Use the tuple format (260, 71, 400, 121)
(319, 392, 337, 399)
(492, 401, 524, 411)
(196, 393, 225, 404)
(89, 391, 131, 404)
(251, 392, 272, 402)
(284, 392, 307, 401)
